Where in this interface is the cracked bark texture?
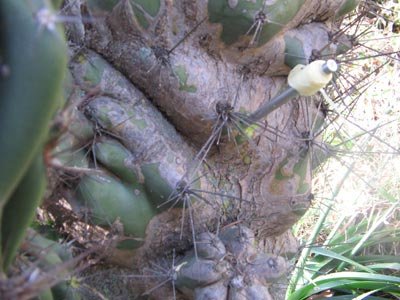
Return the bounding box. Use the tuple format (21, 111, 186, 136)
(52, 0, 356, 298)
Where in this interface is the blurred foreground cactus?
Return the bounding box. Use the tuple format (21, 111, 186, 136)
(0, 0, 362, 299)
(0, 0, 67, 273)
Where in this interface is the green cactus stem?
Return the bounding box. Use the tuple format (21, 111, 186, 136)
(1, 155, 46, 271)
(284, 36, 308, 68)
(0, 0, 67, 209)
(208, 0, 305, 46)
(77, 172, 155, 246)
(25, 230, 82, 300)
(94, 137, 142, 185)
(87, 0, 161, 29)
(337, 0, 361, 17)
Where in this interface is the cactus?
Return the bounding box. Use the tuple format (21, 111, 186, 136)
(0, 227, 84, 299)
(174, 226, 288, 299)
(0, 0, 66, 207)
(24, 230, 83, 300)
(0, 0, 67, 273)
(337, 0, 361, 17)
(45, 0, 362, 297)
(208, 0, 305, 46)
(0, 0, 367, 299)
(1, 155, 46, 270)
(77, 172, 155, 247)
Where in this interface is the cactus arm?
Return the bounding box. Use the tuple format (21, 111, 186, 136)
(208, 0, 305, 46)
(0, 0, 67, 208)
(77, 173, 156, 242)
(25, 230, 82, 300)
(337, 0, 361, 17)
(94, 138, 141, 185)
(1, 155, 46, 271)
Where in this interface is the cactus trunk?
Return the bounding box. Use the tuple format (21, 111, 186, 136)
(1, 0, 362, 298)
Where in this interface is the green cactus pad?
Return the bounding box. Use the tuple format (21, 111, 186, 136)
(254, 0, 305, 46)
(1, 156, 46, 270)
(94, 138, 141, 184)
(208, 0, 261, 45)
(284, 36, 308, 68)
(0, 0, 67, 208)
(77, 173, 155, 239)
(81, 54, 108, 86)
(141, 163, 175, 209)
(208, 0, 305, 46)
(98, 0, 161, 29)
(337, 0, 361, 17)
(26, 230, 82, 300)
(26, 229, 73, 264)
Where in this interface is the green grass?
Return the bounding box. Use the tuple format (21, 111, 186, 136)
(287, 1, 400, 299)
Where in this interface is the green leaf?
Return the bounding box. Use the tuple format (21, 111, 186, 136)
(288, 272, 400, 300)
(368, 262, 400, 271)
(353, 289, 383, 300)
(310, 247, 375, 274)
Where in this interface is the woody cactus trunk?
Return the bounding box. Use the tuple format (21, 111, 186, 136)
(1, 0, 360, 299)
